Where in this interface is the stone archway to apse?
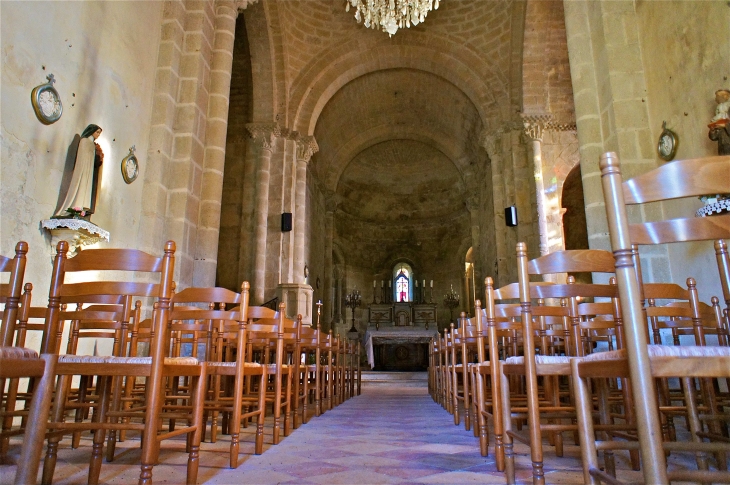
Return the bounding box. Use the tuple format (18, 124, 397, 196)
(561, 163, 591, 283)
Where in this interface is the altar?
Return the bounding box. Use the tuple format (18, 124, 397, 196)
(365, 301, 438, 370)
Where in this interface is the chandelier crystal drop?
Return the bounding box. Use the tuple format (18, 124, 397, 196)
(345, 0, 441, 36)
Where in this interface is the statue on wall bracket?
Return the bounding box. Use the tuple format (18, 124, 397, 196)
(54, 123, 104, 220)
(41, 123, 110, 258)
(708, 88, 730, 156)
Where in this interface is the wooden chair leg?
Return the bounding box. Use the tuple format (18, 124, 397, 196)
(42, 373, 72, 485)
(571, 360, 601, 485)
(683, 376, 710, 473)
(283, 371, 292, 437)
(255, 373, 266, 455)
(14, 355, 56, 485)
(88, 376, 113, 485)
(501, 371, 516, 485)
(596, 378, 616, 478)
(186, 370, 206, 485)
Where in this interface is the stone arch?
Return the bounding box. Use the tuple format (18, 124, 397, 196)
(327, 128, 468, 194)
(289, 40, 503, 135)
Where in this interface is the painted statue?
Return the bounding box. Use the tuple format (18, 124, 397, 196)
(55, 124, 104, 219)
(709, 89, 730, 156)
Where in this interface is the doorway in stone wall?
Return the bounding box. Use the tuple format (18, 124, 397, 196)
(561, 164, 591, 284)
(216, 14, 254, 292)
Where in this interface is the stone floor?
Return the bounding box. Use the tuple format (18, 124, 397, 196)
(0, 375, 707, 484)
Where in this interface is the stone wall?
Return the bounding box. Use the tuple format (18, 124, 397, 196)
(635, 1, 729, 303)
(0, 1, 164, 351)
(564, 0, 728, 300)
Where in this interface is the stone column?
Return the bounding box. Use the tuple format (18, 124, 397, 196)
(193, 1, 239, 287)
(246, 123, 279, 304)
(480, 130, 510, 286)
(293, 136, 319, 283)
(522, 114, 552, 257)
(333, 265, 343, 330)
(323, 192, 338, 329)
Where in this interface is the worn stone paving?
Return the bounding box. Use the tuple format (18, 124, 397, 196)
(2, 377, 703, 484)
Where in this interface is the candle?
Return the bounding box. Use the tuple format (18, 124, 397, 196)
(430, 280, 433, 288)
(381, 280, 384, 288)
(423, 279, 426, 288)
(415, 280, 418, 288)
(388, 280, 391, 288)
(373, 280, 376, 288)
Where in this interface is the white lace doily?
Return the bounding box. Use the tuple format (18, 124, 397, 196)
(41, 219, 110, 241)
(696, 199, 730, 217)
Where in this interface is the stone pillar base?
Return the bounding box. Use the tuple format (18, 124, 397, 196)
(277, 283, 314, 327)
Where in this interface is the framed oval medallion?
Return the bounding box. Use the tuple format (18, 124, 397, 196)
(31, 74, 63, 125)
(121, 146, 139, 184)
(657, 121, 678, 161)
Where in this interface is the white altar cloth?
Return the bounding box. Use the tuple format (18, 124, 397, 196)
(364, 328, 438, 369)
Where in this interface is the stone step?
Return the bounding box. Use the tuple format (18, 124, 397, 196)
(360, 371, 428, 387)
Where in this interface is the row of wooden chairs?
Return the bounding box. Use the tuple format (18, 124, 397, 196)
(430, 153, 730, 484)
(0, 239, 362, 484)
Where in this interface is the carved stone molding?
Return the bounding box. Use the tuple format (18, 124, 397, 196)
(245, 123, 280, 151)
(522, 112, 577, 141)
(295, 135, 319, 163)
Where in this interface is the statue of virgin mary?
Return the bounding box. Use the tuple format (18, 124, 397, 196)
(54, 124, 104, 218)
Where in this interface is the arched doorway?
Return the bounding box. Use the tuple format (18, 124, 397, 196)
(561, 164, 591, 283)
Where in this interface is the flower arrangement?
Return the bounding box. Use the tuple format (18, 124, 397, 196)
(66, 206, 87, 219)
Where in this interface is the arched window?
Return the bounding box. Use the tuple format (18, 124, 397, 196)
(393, 263, 413, 302)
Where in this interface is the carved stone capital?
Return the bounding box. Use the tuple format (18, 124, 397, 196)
(295, 135, 319, 163)
(246, 123, 280, 151)
(232, 0, 259, 12)
(521, 113, 554, 142)
(479, 129, 502, 161)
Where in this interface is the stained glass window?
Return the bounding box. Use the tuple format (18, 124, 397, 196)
(395, 267, 410, 302)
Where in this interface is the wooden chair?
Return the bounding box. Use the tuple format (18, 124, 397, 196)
(170, 283, 266, 467)
(40, 240, 207, 485)
(246, 303, 295, 445)
(500, 246, 623, 484)
(295, 320, 321, 426)
(0, 242, 57, 485)
(572, 153, 730, 484)
(1, 282, 48, 455)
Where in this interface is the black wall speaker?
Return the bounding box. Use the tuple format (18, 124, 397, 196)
(281, 212, 292, 232)
(505, 206, 518, 227)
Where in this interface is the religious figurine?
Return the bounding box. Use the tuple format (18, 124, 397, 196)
(54, 124, 104, 219)
(708, 89, 730, 155)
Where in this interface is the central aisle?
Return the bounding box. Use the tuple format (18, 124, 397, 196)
(205, 385, 501, 484)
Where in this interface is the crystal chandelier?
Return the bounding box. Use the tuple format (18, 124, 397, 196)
(346, 0, 441, 36)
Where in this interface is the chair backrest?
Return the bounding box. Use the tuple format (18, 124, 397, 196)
(0, 241, 28, 348)
(599, 152, 730, 480)
(517, 244, 619, 358)
(42, 240, 175, 355)
(170, 282, 250, 365)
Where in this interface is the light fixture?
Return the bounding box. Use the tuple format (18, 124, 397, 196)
(345, 0, 441, 36)
(345, 288, 362, 335)
(443, 284, 459, 323)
